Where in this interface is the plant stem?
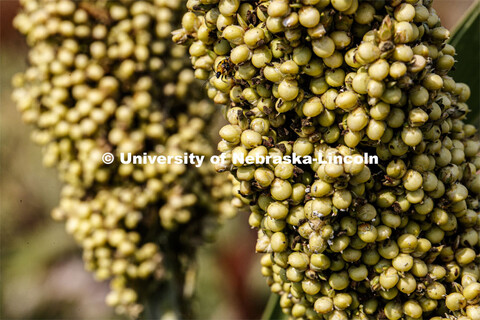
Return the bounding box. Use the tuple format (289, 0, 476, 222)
(142, 233, 195, 320)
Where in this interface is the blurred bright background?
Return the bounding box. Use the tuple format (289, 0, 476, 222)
(0, 0, 477, 319)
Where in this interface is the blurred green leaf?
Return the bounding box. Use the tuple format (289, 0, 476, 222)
(448, 1, 480, 127)
(261, 293, 287, 320)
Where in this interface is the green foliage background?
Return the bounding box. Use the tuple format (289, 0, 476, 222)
(449, 1, 479, 127)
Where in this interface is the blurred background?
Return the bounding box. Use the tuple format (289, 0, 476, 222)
(0, 0, 477, 319)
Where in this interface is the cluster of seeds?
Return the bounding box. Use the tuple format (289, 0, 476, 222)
(176, 0, 480, 318)
(12, 0, 235, 316)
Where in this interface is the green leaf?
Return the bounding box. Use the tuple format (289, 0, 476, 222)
(261, 293, 288, 320)
(448, 1, 480, 126)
